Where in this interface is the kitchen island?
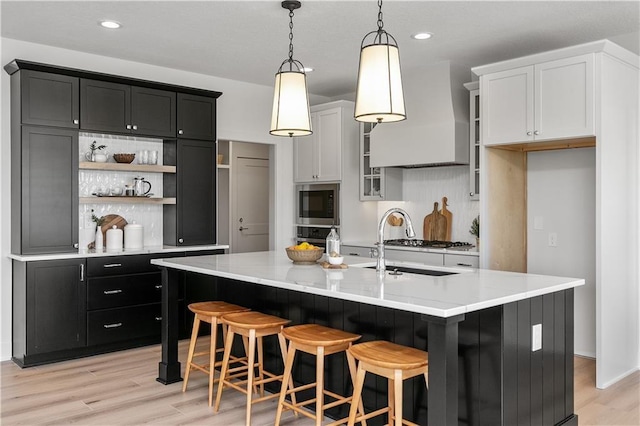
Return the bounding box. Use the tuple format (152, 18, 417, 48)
(152, 251, 584, 426)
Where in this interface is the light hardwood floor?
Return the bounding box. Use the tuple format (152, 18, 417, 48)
(1, 341, 638, 425)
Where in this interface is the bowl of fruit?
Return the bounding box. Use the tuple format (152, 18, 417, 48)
(286, 242, 324, 265)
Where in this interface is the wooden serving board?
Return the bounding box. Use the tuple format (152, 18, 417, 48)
(423, 202, 448, 241)
(319, 261, 348, 269)
(439, 197, 453, 241)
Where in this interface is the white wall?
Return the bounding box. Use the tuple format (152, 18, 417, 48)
(377, 166, 479, 243)
(527, 148, 596, 358)
(0, 37, 330, 361)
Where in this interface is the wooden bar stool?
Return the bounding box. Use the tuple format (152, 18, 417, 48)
(182, 301, 250, 406)
(213, 311, 292, 426)
(347, 340, 429, 426)
(274, 324, 364, 426)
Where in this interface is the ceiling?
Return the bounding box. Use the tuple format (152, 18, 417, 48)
(2, 1, 639, 99)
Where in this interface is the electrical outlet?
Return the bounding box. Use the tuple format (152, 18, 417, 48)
(548, 232, 558, 247)
(532, 324, 542, 351)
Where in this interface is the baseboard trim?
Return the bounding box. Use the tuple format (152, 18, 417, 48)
(599, 366, 640, 389)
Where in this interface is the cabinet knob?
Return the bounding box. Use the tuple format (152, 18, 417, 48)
(527, 131, 532, 136)
(73, 119, 79, 125)
(178, 129, 184, 135)
(178, 238, 184, 243)
(534, 130, 540, 135)
(132, 125, 138, 130)
(126, 124, 132, 130)
(73, 243, 79, 248)
(470, 192, 475, 196)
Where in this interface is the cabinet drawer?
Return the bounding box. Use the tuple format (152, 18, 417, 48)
(87, 303, 161, 346)
(87, 272, 163, 310)
(87, 252, 183, 277)
(444, 254, 479, 269)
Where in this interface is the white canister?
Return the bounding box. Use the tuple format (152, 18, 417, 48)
(124, 222, 144, 250)
(106, 225, 123, 252)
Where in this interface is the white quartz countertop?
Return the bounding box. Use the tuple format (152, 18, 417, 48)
(8, 245, 229, 262)
(151, 251, 584, 318)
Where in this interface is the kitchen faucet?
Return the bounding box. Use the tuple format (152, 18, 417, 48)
(376, 208, 416, 272)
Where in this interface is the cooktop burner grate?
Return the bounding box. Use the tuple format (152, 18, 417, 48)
(384, 239, 474, 249)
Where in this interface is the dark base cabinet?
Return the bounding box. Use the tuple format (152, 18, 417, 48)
(205, 277, 576, 426)
(12, 250, 222, 368)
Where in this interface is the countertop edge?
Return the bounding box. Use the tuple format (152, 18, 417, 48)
(8, 245, 229, 262)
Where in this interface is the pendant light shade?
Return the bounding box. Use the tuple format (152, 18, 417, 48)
(270, 0, 312, 137)
(354, 0, 406, 123)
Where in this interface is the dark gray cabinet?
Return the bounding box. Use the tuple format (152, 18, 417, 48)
(81, 79, 176, 138)
(18, 70, 79, 128)
(12, 259, 86, 365)
(177, 93, 216, 140)
(164, 139, 217, 245)
(13, 126, 78, 254)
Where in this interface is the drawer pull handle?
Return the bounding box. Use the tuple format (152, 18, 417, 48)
(103, 263, 123, 268)
(155, 317, 162, 321)
(103, 289, 123, 295)
(103, 323, 122, 329)
(457, 263, 473, 267)
(155, 285, 162, 289)
(348, 252, 360, 256)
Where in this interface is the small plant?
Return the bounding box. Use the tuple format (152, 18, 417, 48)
(89, 140, 107, 156)
(469, 215, 479, 238)
(91, 209, 105, 226)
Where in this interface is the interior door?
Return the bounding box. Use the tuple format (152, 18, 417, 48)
(231, 143, 270, 253)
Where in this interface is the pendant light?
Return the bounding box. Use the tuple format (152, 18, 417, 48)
(270, 0, 312, 137)
(354, 0, 406, 123)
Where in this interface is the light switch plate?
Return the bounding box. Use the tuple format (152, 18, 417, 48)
(532, 324, 542, 351)
(534, 216, 544, 230)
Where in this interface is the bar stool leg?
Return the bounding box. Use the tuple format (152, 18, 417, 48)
(208, 317, 219, 406)
(274, 341, 297, 426)
(393, 370, 403, 426)
(388, 377, 394, 424)
(347, 363, 366, 426)
(315, 346, 325, 426)
(244, 329, 258, 426)
(257, 336, 265, 397)
(214, 328, 235, 413)
(182, 316, 201, 392)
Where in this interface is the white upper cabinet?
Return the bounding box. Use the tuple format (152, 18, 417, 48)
(481, 54, 594, 146)
(294, 106, 342, 183)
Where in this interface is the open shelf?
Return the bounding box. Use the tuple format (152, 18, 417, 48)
(79, 162, 176, 173)
(79, 197, 176, 205)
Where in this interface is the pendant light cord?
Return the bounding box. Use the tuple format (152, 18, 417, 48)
(377, 0, 384, 31)
(288, 9, 295, 66)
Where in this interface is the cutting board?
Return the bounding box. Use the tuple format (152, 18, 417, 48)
(439, 197, 453, 241)
(89, 214, 127, 249)
(423, 202, 448, 241)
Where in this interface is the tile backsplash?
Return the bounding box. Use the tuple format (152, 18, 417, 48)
(79, 133, 165, 248)
(378, 166, 480, 243)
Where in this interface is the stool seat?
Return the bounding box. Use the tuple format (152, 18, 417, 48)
(283, 324, 361, 347)
(222, 311, 291, 330)
(188, 301, 250, 317)
(349, 340, 428, 370)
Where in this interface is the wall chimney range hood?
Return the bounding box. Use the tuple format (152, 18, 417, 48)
(370, 61, 471, 168)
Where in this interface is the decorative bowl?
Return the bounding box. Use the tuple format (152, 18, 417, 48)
(327, 255, 344, 265)
(285, 247, 323, 265)
(113, 153, 136, 163)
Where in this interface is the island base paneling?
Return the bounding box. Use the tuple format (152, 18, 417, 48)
(176, 275, 575, 426)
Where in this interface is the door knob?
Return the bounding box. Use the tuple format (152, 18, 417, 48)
(239, 226, 249, 231)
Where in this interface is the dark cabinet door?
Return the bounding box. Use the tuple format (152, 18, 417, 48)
(19, 126, 78, 254)
(26, 259, 86, 354)
(177, 139, 217, 244)
(20, 70, 79, 128)
(177, 93, 216, 140)
(131, 86, 176, 138)
(80, 79, 130, 134)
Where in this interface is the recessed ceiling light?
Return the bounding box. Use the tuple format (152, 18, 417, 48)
(100, 20, 121, 29)
(412, 32, 433, 40)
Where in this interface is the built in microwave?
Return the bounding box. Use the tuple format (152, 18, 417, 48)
(296, 184, 339, 226)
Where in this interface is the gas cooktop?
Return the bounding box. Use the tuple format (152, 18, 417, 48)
(383, 239, 474, 249)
